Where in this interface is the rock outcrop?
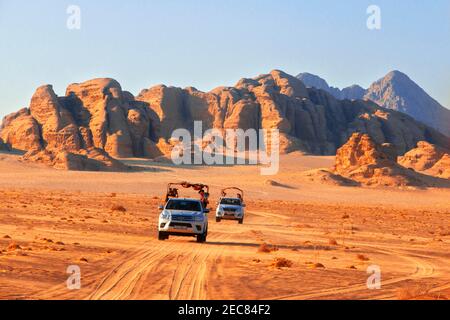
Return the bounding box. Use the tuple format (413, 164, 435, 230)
(63, 78, 159, 158)
(0, 108, 42, 151)
(21, 148, 128, 172)
(333, 133, 426, 187)
(428, 154, 450, 179)
(399, 141, 450, 179)
(1, 70, 450, 170)
(305, 134, 450, 187)
(0, 79, 160, 170)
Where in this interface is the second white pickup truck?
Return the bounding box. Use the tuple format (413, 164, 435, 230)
(215, 197, 245, 224)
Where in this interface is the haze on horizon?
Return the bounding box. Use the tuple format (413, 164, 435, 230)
(0, 0, 449, 120)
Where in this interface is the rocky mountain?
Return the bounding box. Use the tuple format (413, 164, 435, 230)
(297, 71, 450, 137)
(1, 70, 449, 171)
(297, 73, 366, 100)
(365, 71, 450, 137)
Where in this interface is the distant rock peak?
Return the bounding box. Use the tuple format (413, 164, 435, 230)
(297, 71, 450, 136)
(296, 73, 365, 101)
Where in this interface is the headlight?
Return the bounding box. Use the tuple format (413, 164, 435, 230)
(194, 214, 205, 222)
(160, 211, 171, 220)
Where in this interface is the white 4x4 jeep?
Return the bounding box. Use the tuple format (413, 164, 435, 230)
(158, 198, 209, 243)
(216, 197, 245, 224)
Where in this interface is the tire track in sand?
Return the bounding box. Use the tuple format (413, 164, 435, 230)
(168, 233, 231, 300)
(88, 242, 171, 300)
(87, 232, 230, 300)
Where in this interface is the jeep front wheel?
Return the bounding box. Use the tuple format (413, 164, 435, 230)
(158, 232, 168, 241)
(197, 233, 207, 243)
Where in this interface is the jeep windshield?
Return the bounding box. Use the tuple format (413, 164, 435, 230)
(166, 199, 202, 212)
(220, 198, 241, 206)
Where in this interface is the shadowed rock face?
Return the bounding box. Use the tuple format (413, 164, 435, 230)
(0, 138, 11, 151)
(1, 71, 449, 170)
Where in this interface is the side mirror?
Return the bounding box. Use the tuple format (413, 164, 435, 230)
(158, 205, 164, 210)
(204, 209, 210, 214)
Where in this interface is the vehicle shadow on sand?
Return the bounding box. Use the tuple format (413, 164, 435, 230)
(205, 241, 335, 251)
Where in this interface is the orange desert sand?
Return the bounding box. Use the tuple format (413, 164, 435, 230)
(0, 150, 449, 300)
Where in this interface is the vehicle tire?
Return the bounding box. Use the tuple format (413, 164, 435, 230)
(216, 217, 221, 223)
(197, 233, 207, 243)
(238, 218, 244, 224)
(158, 232, 168, 241)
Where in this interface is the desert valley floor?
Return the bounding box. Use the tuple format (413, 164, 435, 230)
(0, 151, 449, 300)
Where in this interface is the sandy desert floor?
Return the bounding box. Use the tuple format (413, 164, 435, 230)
(0, 151, 449, 300)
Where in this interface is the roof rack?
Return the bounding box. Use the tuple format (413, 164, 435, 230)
(165, 182, 210, 202)
(220, 187, 244, 201)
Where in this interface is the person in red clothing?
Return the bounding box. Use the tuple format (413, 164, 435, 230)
(237, 193, 242, 204)
(199, 190, 209, 209)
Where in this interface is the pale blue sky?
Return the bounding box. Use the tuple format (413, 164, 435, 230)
(1, 0, 449, 119)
